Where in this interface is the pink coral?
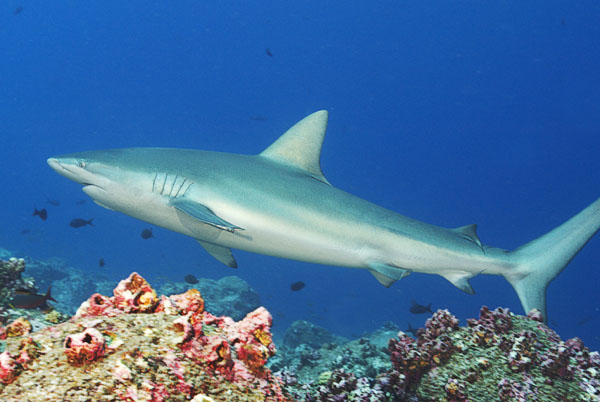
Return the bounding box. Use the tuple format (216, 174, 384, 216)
(0, 351, 17, 384)
(64, 327, 107, 366)
(169, 288, 204, 314)
(76, 293, 122, 318)
(112, 272, 158, 313)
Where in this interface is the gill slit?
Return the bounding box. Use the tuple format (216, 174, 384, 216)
(160, 173, 168, 195)
(183, 182, 194, 196)
(152, 173, 158, 193)
(175, 178, 187, 197)
(168, 174, 178, 197)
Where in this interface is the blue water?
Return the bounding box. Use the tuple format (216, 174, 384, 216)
(1, 1, 599, 350)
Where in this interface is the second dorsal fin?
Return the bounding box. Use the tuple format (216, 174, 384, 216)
(452, 223, 483, 251)
(259, 110, 330, 184)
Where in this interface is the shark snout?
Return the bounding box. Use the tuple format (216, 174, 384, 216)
(47, 157, 62, 171)
(47, 157, 91, 185)
(47, 157, 74, 179)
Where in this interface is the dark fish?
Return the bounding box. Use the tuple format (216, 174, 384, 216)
(14, 6, 23, 15)
(141, 228, 153, 239)
(577, 315, 593, 326)
(265, 48, 273, 57)
(33, 208, 47, 221)
(20, 229, 31, 235)
(99, 258, 105, 268)
(75, 199, 87, 205)
(47, 199, 60, 206)
(405, 323, 420, 337)
(410, 300, 433, 314)
(70, 218, 94, 228)
(12, 287, 56, 309)
(290, 281, 305, 291)
(184, 274, 198, 284)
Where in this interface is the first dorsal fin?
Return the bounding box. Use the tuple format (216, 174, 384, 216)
(452, 223, 483, 251)
(259, 110, 330, 185)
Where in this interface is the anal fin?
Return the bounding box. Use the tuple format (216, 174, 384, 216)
(441, 271, 476, 294)
(197, 240, 238, 268)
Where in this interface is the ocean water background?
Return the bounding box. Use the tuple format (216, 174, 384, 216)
(1, 1, 599, 350)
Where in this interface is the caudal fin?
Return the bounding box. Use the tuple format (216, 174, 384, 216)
(505, 197, 600, 321)
(45, 286, 57, 303)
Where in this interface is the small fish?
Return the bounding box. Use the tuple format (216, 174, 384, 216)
(410, 300, 433, 314)
(69, 218, 94, 228)
(75, 199, 87, 205)
(20, 229, 31, 235)
(265, 48, 273, 57)
(577, 315, 593, 326)
(46, 199, 60, 206)
(33, 208, 48, 221)
(12, 287, 56, 309)
(141, 228, 153, 239)
(405, 323, 420, 337)
(14, 6, 23, 15)
(184, 274, 198, 284)
(99, 258, 105, 268)
(290, 281, 305, 291)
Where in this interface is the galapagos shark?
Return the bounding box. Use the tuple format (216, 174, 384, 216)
(47, 111, 600, 321)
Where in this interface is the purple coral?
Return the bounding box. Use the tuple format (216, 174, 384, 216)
(422, 309, 459, 339)
(387, 309, 460, 395)
(467, 306, 513, 347)
(498, 378, 527, 401)
(507, 330, 538, 372)
(539, 342, 574, 380)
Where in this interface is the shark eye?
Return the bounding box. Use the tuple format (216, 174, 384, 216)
(77, 160, 86, 168)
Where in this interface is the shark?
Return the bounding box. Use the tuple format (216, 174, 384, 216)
(47, 110, 600, 321)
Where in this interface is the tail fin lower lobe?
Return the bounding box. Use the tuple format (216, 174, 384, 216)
(505, 197, 600, 321)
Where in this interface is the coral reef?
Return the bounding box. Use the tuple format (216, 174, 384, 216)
(0, 258, 36, 313)
(272, 308, 599, 401)
(22, 256, 101, 315)
(282, 320, 348, 349)
(2, 249, 261, 326)
(0, 256, 69, 331)
(0, 272, 291, 401)
(389, 307, 599, 401)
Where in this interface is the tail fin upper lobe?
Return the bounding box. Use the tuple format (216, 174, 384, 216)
(505, 197, 600, 321)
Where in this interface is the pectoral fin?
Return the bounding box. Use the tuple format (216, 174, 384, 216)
(197, 240, 238, 268)
(368, 262, 411, 287)
(169, 198, 243, 233)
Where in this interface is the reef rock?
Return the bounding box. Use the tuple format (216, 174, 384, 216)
(282, 320, 346, 350)
(0, 272, 291, 402)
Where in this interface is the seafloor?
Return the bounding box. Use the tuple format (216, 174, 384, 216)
(0, 252, 598, 401)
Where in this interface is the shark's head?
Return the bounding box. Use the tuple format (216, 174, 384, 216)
(47, 149, 152, 211)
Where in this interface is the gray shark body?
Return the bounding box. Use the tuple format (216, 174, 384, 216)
(48, 111, 600, 320)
